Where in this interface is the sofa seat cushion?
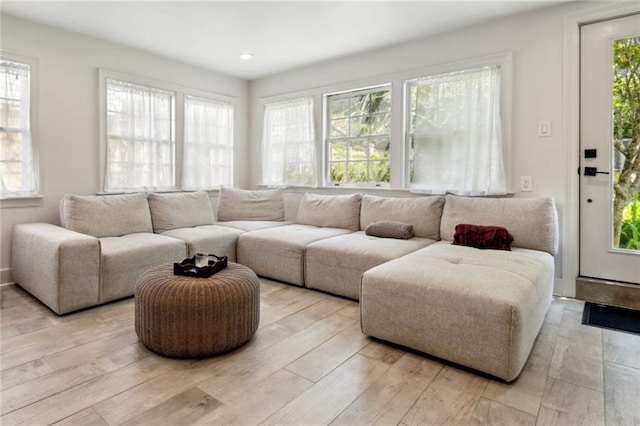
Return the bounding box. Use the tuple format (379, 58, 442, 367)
(237, 224, 352, 286)
(148, 191, 214, 233)
(99, 233, 186, 303)
(305, 232, 434, 300)
(217, 187, 285, 221)
(216, 220, 290, 232)
(360, 241, 554, 382)
(360, 195, 444, 239)
(160, 225, 243, 261)
(440, 195, 558, 255)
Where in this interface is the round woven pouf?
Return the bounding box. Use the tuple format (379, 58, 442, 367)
(134, 262, 260, 358)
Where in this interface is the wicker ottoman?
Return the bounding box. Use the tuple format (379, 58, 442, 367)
(135, 262, 260, 357)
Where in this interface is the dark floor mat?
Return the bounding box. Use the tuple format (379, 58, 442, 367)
(582, 302, 640, 335)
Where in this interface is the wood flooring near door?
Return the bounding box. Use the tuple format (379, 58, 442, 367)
(1, 280, 639, 426)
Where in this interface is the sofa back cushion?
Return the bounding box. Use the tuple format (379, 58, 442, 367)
(148, 191, 214, 233)
(440, 195, 559, 255)
(62, 193, 153, 238)
(217, 187, 285, 221)
(296, 193, 362, 231)
(360, 195, 444, 240)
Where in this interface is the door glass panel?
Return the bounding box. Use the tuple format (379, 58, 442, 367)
(612, 36, 640, 251)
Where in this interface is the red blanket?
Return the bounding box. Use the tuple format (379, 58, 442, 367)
(453, 224, 514, 251)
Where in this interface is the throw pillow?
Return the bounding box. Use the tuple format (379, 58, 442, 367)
(452, 223, 514, 250)
(365, 220, 414, 239)
(217, 187, 285, 221)
(295, 193, 362, 231)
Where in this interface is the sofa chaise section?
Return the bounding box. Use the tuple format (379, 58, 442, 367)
(360, 195, 559, 381)
(304, 195, 445, 299)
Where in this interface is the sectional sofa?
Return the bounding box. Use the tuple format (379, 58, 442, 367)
(11, 188, 558, 381)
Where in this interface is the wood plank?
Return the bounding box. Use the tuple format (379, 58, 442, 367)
(262, 354, 389, 425)
(358, 340, 406, 365)
(52, 407, 108, 426)
(537, 378, 605, 426)
(468, 398, 536, 426)
(0, 355, 176, 425)
(191, 370, 313, 425)
(331, 352, 442, 425)
(122, 386, 222, 426)
(603, 328, 640, 370)
(604, 361, 640, 425)
(285, 321, 370, 382)
(400, 365, 488, 425)
(482, 338, 554, 416)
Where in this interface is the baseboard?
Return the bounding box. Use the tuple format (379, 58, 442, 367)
(0, 268, 14, 285)
(576, 277, 640, 310)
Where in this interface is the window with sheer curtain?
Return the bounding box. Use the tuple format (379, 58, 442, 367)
(262, 97, 316, 187)
(105, 79, 175, 192)
(183, 95, 234, 190)
(407, 65, 506, 195)
(0, 60, 37, 198)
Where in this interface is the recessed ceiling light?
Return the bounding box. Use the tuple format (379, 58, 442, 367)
(239, 53, 254, 61)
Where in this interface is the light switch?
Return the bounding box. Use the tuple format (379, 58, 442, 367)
(538, 121, 551, 137)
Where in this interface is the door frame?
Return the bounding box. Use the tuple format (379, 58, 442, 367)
(561, 2, 640, 297)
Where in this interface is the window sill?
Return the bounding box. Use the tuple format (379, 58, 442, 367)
(0, 195, 44, 209)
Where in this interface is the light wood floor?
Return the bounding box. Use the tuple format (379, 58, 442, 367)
(1, 279, 639, 426)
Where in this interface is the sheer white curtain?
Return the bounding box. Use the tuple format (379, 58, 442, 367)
(411, 66, 506, 195)
(262, 97, 316, 187)
(0, 60, 37, 196)
(183, 96, 234, 190)
(105, 79, 175, 192)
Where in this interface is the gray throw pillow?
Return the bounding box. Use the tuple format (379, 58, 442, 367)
(365, 220, 414, 239)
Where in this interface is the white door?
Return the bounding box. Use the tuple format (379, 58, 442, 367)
(580, 14, 640, 285)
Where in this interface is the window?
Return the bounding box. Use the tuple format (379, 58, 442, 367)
(183, 96, 234, 190)
(262, 97, 316, 187)
(0, 59, 37, 198)
(101, 71, 236, 193)
(105, 79, 175, 192)
(326, 86, 391, 186)
(406, 65, 506, 195)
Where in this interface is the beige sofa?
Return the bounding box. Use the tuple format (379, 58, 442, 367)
(11, 188, 558, 382)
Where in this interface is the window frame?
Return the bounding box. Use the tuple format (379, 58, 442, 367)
(324, 84, 392, 188)
(99, 69, 237, 193)
(0, 51, 41, 207)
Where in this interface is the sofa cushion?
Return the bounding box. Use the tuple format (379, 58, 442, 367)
(440, 195, 558, 255)
(360, 195, 444, 239)
(296, 193, 362, 231)
(365, 220, 414, 240)
(237, 224, 352, 285)
(216, 220, 290, 232)
(99, 233, 186, 302)
(148, 191, 214, 233)
(305, 232, 434, 299)
(217, 187, 285, 221)
(160, 225, 243, 261)
(63, 193, 152, 238)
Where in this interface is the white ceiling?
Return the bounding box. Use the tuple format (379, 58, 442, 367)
(1, 1, 566, 80)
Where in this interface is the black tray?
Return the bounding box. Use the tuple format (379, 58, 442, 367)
(173, 254, 228, 278)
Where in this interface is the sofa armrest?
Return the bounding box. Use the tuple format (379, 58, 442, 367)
(12, 223, 100, 315)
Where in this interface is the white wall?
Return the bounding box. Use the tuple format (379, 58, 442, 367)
(0, 15, 249, 279)
(248, 1, 624, 296)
